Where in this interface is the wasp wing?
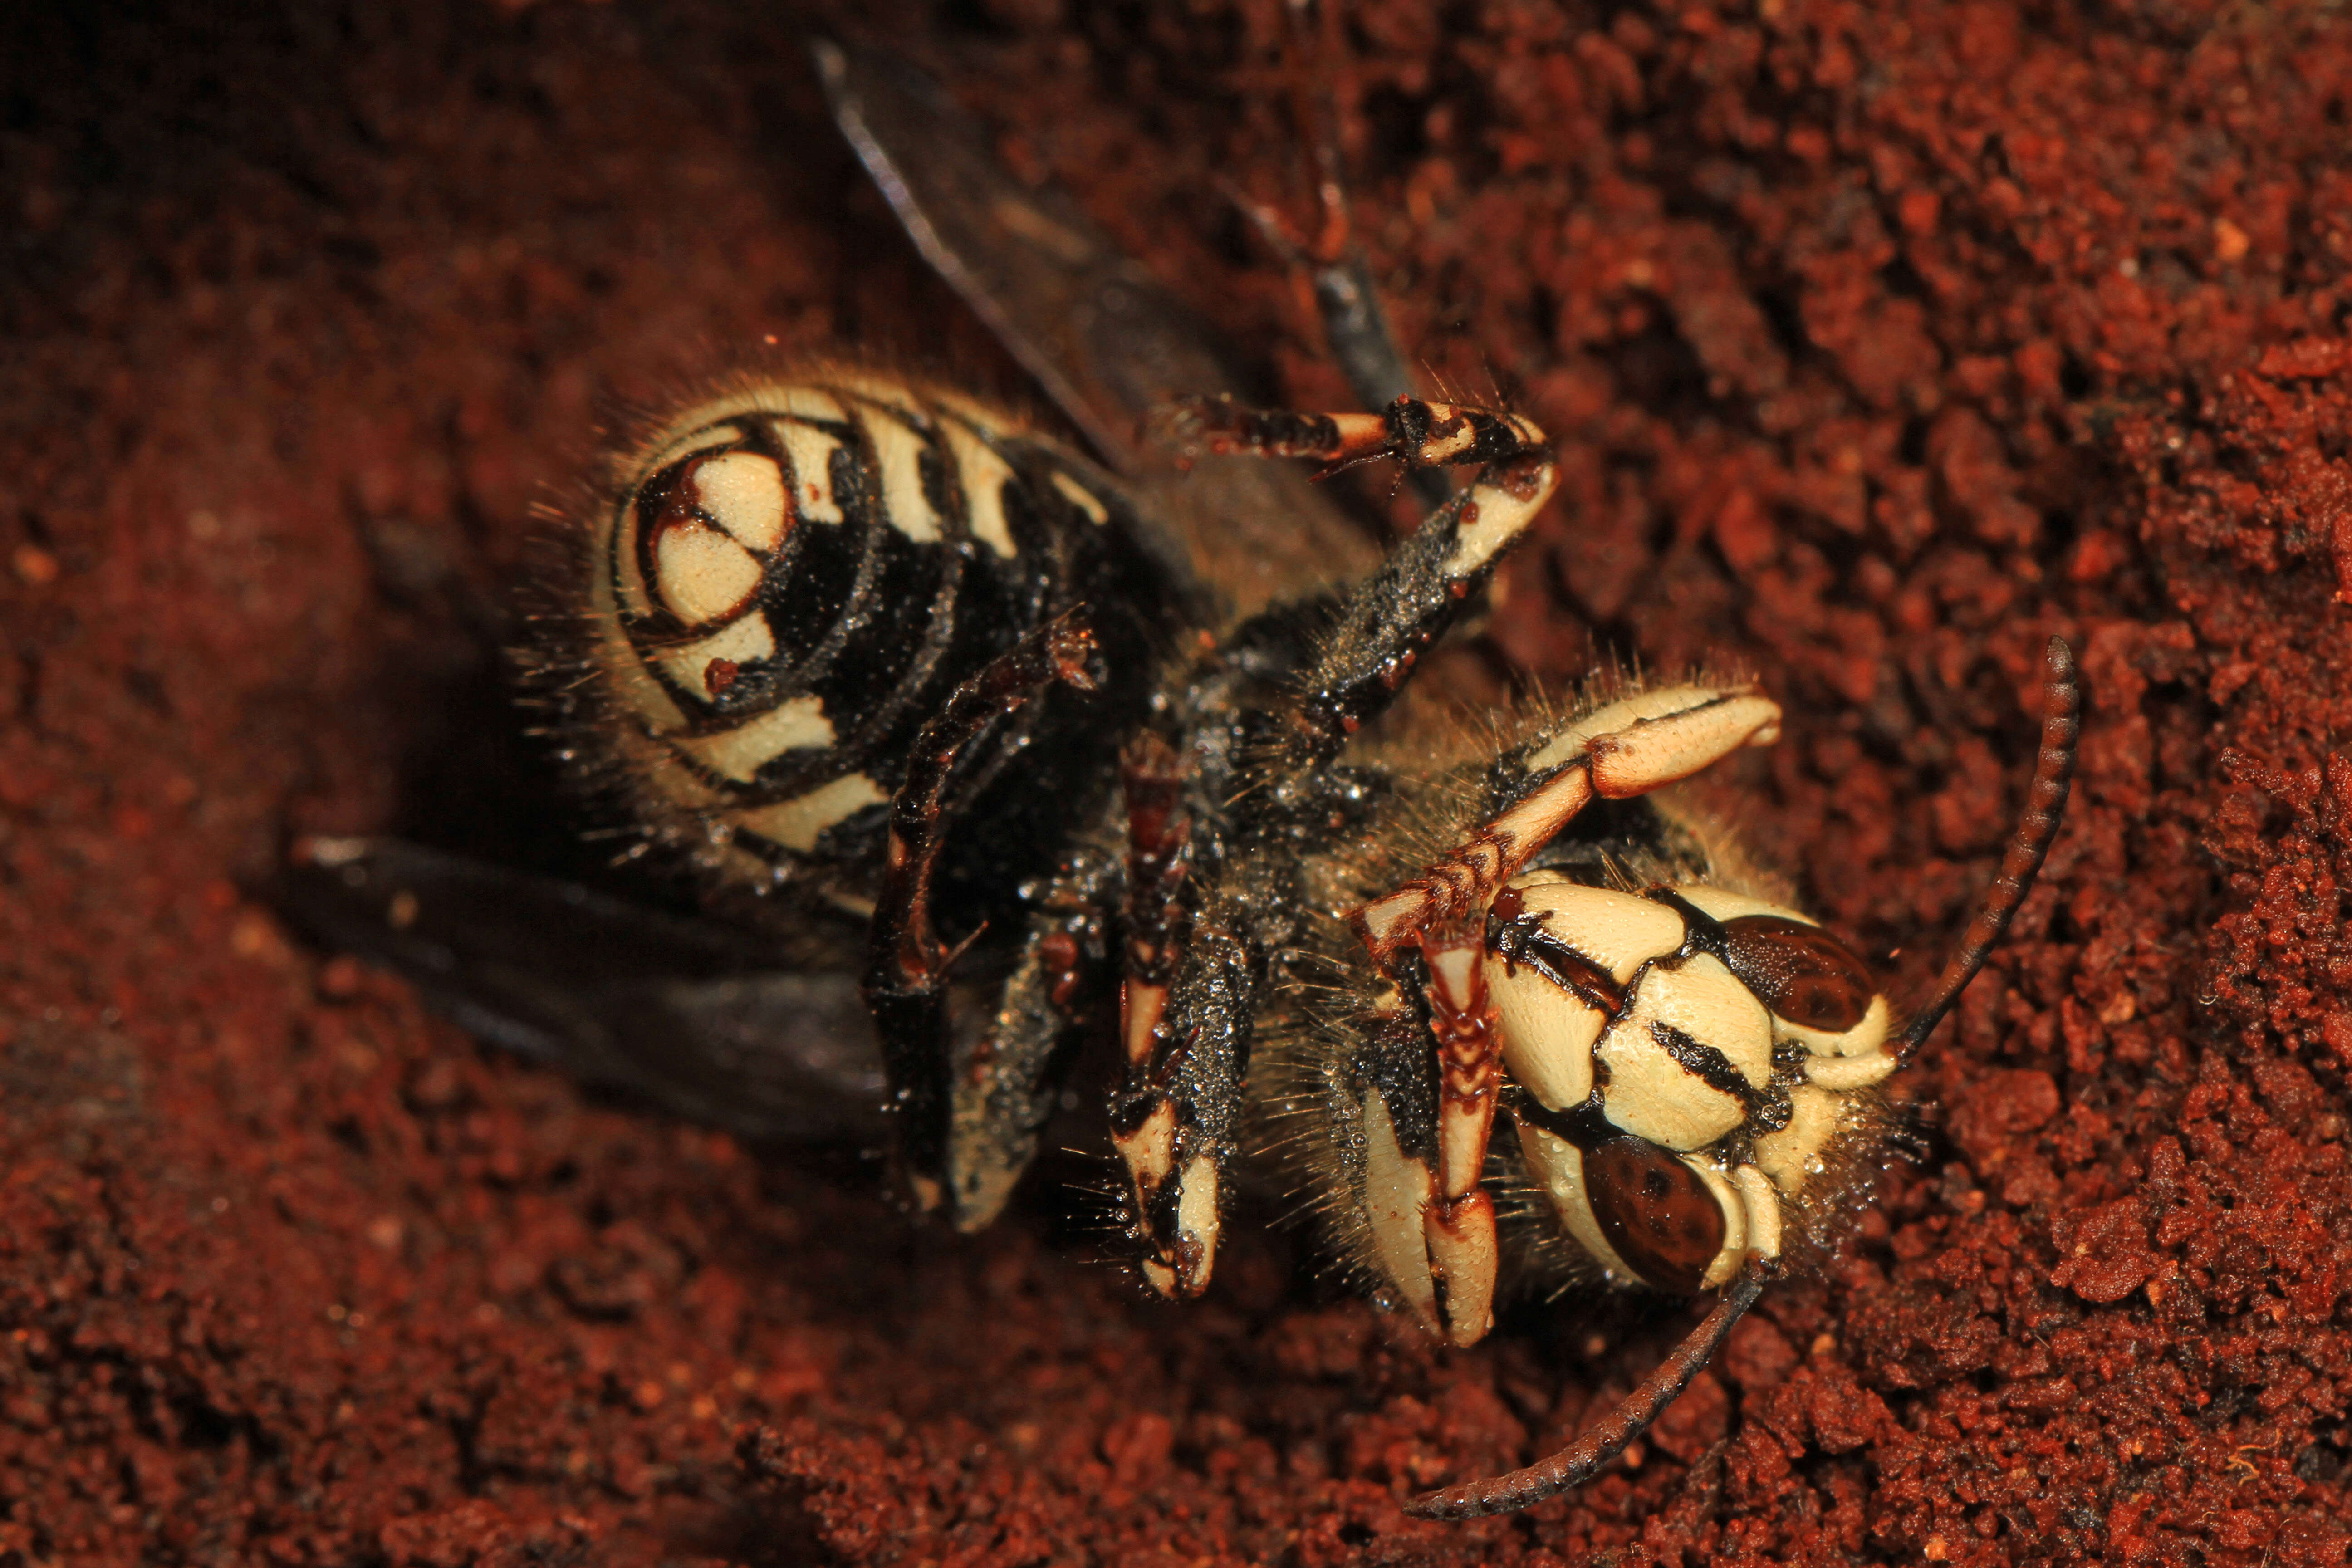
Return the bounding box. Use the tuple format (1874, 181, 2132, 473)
(277, 838, 886, 1143)
(813, 38, 1378, 611)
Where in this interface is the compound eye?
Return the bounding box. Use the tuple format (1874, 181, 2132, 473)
(1583, 1137, 1726, 1294)
(1720, 915, 1875, 1033)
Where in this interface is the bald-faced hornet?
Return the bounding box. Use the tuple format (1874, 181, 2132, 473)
(288, 39, 2079, 1520)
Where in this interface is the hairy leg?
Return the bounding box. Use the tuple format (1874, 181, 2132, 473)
(1108, 732, 1210, 1290)
(1161, 393, 1559, 771)
(862, 610, 1098, 1212)
(942, 836, 1120, 1230)
(1125, 393, 1554, 1303)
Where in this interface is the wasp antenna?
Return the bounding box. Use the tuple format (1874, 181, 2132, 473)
(1402, 1257, 1771, 1520)
(1893, 635, 2081, 1065)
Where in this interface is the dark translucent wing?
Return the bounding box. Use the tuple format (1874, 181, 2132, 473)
(813, 38, 1378, 609)
(277, 838, 886, 1143)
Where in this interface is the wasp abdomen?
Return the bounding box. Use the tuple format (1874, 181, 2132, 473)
(574, 377, 1180, 908)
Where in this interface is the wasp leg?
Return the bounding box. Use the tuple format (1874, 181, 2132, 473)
(1332, 991, 1446, 1334)
(1227, 0, 1450, 507)
(942, 838, 1119, 1231)
(1417, 933, 1504, 1344)
(1164, 393, 1542, 477)
(1352, 686, 1786, 970)
(864, 610, 1098, 1214)
(1107, 733, 1205, 1288)
(1230, 192, 1437, 508)
(1163, 395, 1558, 769)
(1112, 906, 1255, 1299)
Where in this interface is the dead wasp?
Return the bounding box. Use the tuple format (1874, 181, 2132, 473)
(289, 39, 2079, 1519)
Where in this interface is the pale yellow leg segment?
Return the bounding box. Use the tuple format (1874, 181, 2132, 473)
(1111, 731, 1213, 1298)
(1351, 686, 1783, 968)
(1584, 694, 1783, 798)
(1421, 946, 1500, 1345)
(1132, 1154, 1220, 1299)
(1361, 1092, 1441, 1331)
(1110, 971, 1190, 1296)
(1116, 1059, 1222, 1301)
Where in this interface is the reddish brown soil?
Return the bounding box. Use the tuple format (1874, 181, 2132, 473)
(5, 1, 2351, 1563)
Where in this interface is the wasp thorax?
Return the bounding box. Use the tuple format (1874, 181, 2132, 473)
(1485, 872, 1890, 1292)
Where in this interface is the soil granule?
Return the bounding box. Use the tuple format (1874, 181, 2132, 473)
(3, 2, 2350, 1563)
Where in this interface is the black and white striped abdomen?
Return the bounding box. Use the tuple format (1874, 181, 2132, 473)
(572, 373, 1184, 908)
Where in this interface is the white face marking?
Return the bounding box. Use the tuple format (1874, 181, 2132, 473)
(1050, 469, 1108, 524)
(1688, 1160, 1749, 1289)
(674, 695, 835, 784)
(1513, 1122, 1639, 1283)
(1803, 1049, 1897, 1090)
(1359, 1093, 1437, 1328)
(940, 418, 1019, 559)
(1640, 954, 1774, 1088)
(1510, 882, 1685, 981)
(1487, 955, 1602, 1111)
(658, 612, 776, 699)
(1731, 1163, 1784, 1261)
(691, 451, 788, 552)
(1673, 886, 1812, 926)
(1587, 694, 1784, 798)
(771, 419, 846, 524)
(654, 522, 763, 625)
(860, 404, 944, 543)
(1596, 967, 1761, 1151)
(730, 771, 889, 853)
(1753, 1083, 1846, 1195)
(1781, 993, 1892, 1059)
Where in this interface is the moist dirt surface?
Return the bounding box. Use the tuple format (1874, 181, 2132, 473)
(4, 2, 2351, 1563)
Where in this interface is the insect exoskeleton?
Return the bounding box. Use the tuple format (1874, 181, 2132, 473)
(1273, 681, 1863, 1309)
(1258, 648, 2079, 1519)
(1488, 871, 1891, 1297)
(533, 368, 1191, 922)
